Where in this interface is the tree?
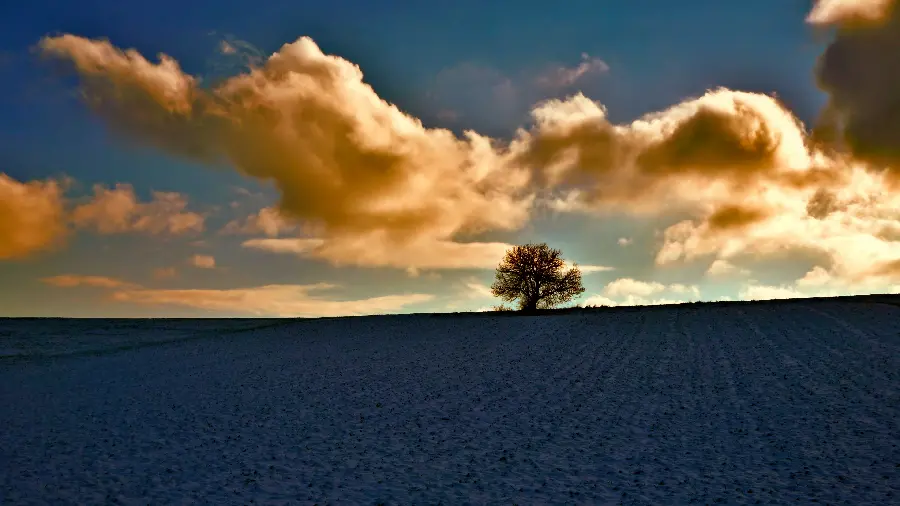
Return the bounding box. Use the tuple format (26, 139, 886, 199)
(490, 243, 585, 312)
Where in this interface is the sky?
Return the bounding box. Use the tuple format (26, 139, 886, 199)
(1, 0, 899, 317)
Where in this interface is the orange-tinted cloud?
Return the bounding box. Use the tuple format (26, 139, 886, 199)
(35, 22, 900, 293)
(706, 205, 770, 231)
(221, 206, 296, 237)
(242, 236, 513, 270)
(656, 163, 900, 291)
(39, 35, 533, 258)
(41, 274, 137, 289)
(873, 258, 900, 279)
(71, 183, 204, 235)
(42, 271, 434, 317)
(526, 88, 818, 214)
(2, 174, 206, 261)
(188, 254, 215, 269)
(807, 0, 895, 25)
(0, 173, 67, 259)
(111, 283, 433, 317)
(38, 33, 842, 272)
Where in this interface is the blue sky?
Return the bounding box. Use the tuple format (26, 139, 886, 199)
(1, 0, 899, 317)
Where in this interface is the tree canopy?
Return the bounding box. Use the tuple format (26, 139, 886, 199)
(490, 243, 585, 311)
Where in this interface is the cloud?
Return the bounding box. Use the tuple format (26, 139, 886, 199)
(617, 237, 632, 247)
(461, 278, 494, 299)
(242, 236, 512, 270)
(39, 35, 534, 270)
(35, 22, 900, 293)
(42, 271, 434, 317)
(208, 34, 266, 76)
(221, 206, 297, 237)
(536, 53, 609, 89)
(219, 41, 237, 55)
(739, 284, 808, 301)
(1, 174, 205, 261)
(602, 278, 667, 298)
(40, 33, 829, 270)
(706, 205, 770, 231)
(578, 264, 615, 274)
(807, 0, 895, 25)
(809, 0, 900, 173)
(111, 283, 434, 317)
(739, 278, 899, 301)
(189, 254, 215, 269)
(41, 274, 137, 289)
(71, 183, 204, 235)
(0, 173, 67, 259)
(583, 294, 694, 307)
(585, 278, 701, 307)
(524, 87, 818, 216)
(655, 164, 900, 290)
(706, 259, 750, 277)
(153, 267, 177, 279)
(737, 259, 900, 301)
(426, 54, 608, 133)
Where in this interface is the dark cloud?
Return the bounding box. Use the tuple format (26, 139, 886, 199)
(812, 0, 900, 173)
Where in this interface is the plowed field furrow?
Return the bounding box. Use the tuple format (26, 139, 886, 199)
(2, 302, 898, 505)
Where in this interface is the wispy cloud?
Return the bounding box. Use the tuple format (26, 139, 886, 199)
(42, 273, 435, 317)
(461, 278, 494, 299)
(111, 284, 434, 317)
(152, 267, 177, 280)
(242, 237, 512, 270)
(578, 264, 615, 274)
(535, 53, 609, 89)
(41, 275, 138, 289)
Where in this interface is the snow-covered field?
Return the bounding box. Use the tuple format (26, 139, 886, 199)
(2, 300, 899, 504)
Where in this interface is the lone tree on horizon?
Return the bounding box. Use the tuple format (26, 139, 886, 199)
(491, 243, 585, 312)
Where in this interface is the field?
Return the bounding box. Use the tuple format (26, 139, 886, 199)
(2, 298, 899, 504)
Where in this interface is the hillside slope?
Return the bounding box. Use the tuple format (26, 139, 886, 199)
(2, 300, 899, 504)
